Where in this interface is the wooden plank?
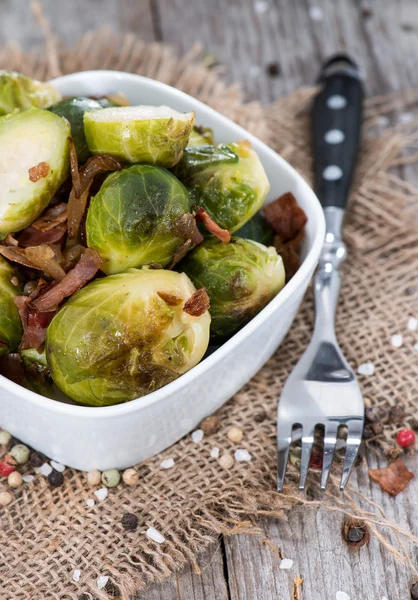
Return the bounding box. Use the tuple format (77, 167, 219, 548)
(133, 541, 229, 600)
(0, 0, 155, 50)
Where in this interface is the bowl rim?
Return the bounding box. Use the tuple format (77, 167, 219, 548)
(0, 69, 325, 417)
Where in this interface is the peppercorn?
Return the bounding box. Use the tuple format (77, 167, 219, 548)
(30, 452, 44, 468)
(385, 447, 401, 461)
(200, 416, 220, 435)
(0, 491, 13, 506)
(361, 7, 373, 18)
(396, 429, 416, 448)
(9, 444, 30, 465)
(342, 519, 369, 548)
(86, 470, 101, 486)
(411, 582, 418, 599)
(121, 512, 139, 531)
(0, 431, 11, 446)
(219, 453, 234, 469)
(371, 422, 383, 436)
(8, 471, 22, 488)
(48, 469, 64, 488)
(363, 424, 376, 439)
(266, 62, 281, 77)
(389, 404, 405, 424)
(365, 406, 386, 423)
(101, 469, 121, 488)
(122, 468, 139, 486)
(309, 448, 323, 470)
(254, 411, 267, 423)
(227, 426, 244, 443)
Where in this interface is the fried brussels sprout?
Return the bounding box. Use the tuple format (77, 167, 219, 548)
(46, 268, 211, 406)
(188, 125, 214, 146)
(0, 108, 70, 234)
(20, 348, 55, 397)
(49, 97, 105, 163)
(0, 71, 61, 116)
(179, 237, 284, 339)
(84, 105, 195, 167)
(235, 212, 275, 246)
(175, 141, 270, 232)
(86, 165, 194, 274)
(0, 257, 22, 356)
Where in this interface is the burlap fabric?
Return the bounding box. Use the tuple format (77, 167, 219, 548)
(1, 29, 418, 600)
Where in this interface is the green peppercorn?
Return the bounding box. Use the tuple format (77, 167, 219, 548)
(9, 444, 30, 465)
(101, 469, 121, 488)
(0, 431, 11, 446)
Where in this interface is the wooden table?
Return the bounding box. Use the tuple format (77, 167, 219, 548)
(3, 1, 418, 598)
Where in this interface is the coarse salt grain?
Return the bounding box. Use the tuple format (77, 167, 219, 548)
(36, 462, 53, 477)
(50, 461, 66, 473)
(391, 334, 403, 348)
(191, 429, 204, 443)
(376, 116, 390, 128)
(279, 558, 293, 569)
(72, 569, 81, 583)
(160, 458, 175, 469)
(249, 65, 262, 78)
(399, 112, 415, 124)
(309, 6, 323, 20)
(146, 527, 165, 543)
(86, 499, 95, 507)
(97, 575, 109, 590)
(408, 317, 418, 331)
(336, 592, 350, 600)
(357, 362, 375, 376)
(234, 449, 252, 462)
(210, 447, 220, 458)
(94, 487, 108, 502)
(381, 597, 388, 600)
(22, 475, 34, 483)
(254, 0, 269, 14)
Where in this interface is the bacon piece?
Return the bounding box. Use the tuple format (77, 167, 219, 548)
(68, 138, 81, 199)
(264, 192, 307, 243)
(67, 155, 123, 239)
(193, 207, 231, 244)
(28, 161, 49, 183)
(32, 203, 68, 232)
(0, 245, 66, 280)
(0, 353, 25, 385)
(0, 246, 39, 270)
(368, 458, 414, 496)
(32, 248, 102, 312)
(183, 288, 210, 317)
(274, 236, 301, 282)
(157, 291, 183, 306)
(18, 224, 66, 248)
(13, 295, 56, 351)
(169, 239, 192, 269)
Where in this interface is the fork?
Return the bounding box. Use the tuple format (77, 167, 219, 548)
(277, 55, 365, 492)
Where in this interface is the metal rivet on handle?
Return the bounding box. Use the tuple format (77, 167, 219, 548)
(327, 95, 347, 109)
(323, 165, 343, 181)
(324, 129, 345, 144)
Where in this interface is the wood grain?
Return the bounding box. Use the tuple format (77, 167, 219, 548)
(2, 1, 418, 599)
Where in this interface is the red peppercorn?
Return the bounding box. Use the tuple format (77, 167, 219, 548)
(0, 460, 16, 477)
(396, 429, 416, 448)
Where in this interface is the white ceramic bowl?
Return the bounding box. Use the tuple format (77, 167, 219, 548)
(0, 71, 325, 470)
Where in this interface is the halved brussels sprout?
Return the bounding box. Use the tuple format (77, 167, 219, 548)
(86, 165, 194, 274)
(48, 97, 105, 163)
(235, 212, 275, 246)
(46, 268, 211, 406)
(84, 105, 195, 167)
(0, 257, 22, 355)
(175, 141, 270, 232)
(188, 125, 214, 147)
(0, 71, 61, 116)
(0, 108, 70, 234)
(179, 237, 284, 339)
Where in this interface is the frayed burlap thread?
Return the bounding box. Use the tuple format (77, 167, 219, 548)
(1, 31, 418, 599)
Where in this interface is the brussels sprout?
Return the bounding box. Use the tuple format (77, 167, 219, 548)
(0, 71, 61, 116)
(175, 141, 270, 232)
(0, 257, 22, 355)
(235, 212, 275, 246)
(179, 237, 284, 339)
(48, 97, 105, 163)
(46, 268, 211, 406)
(84, 105, 195, 167)
(188, 125, 214, 147)
(0, 108, 70, 234)
(86, 165, 194, 274)
(20, 348, 55, 397)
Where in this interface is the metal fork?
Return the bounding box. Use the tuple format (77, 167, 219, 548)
(277, 55, 365, 492)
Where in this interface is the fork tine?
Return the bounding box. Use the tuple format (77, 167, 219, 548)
(299, 429, 315, 490)
(320, 421, 338, 490)
(277, 422, 292, 492)
(340, 419, 363, 490)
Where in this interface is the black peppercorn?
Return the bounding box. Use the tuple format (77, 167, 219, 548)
(342, 520, 369, 548)
(121, 512, 139, 531)
(361, 7, 373, 18)
(389, 404, 405, 424)
(411, 582, 418, 599)
(30, 452, 44, 468)
(365, 406, 386, 423)
(254, 411, 267, 423)
(266, 62, 281, 77)
(48, 469, 64, 488)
